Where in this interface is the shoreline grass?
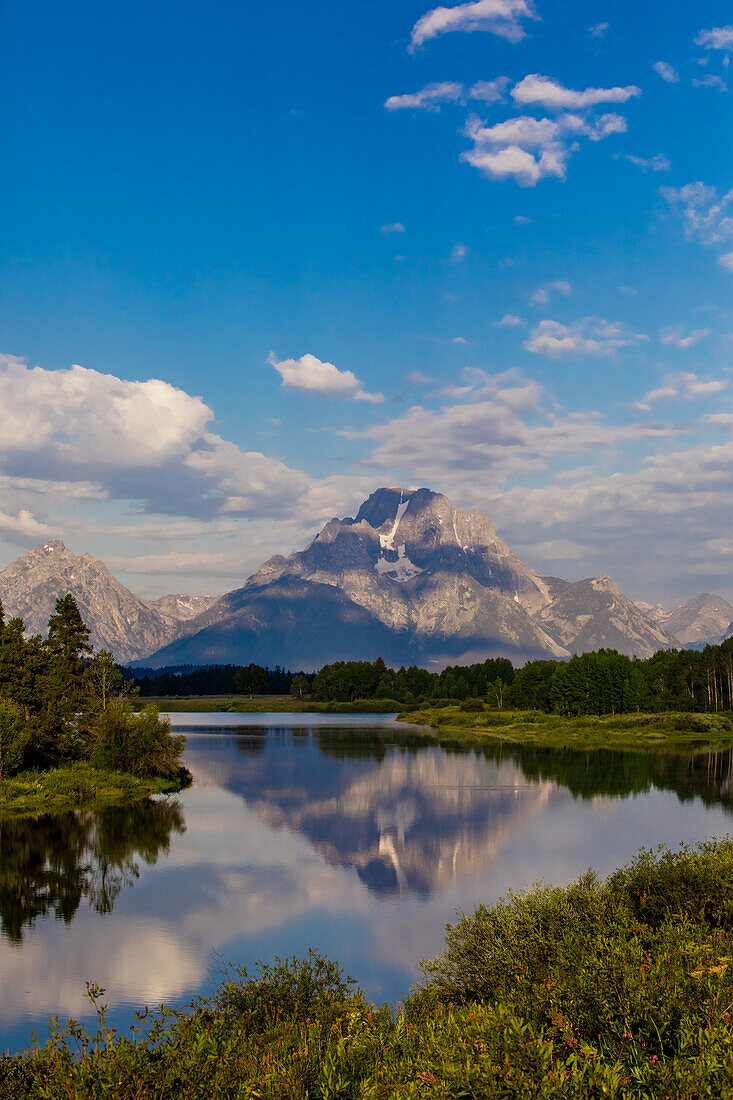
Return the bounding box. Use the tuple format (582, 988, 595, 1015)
(397, 706, 733, 752)
(146, 694, 405, 714)
(4, 840, 733, 1096)
(0, 761, 189, 819)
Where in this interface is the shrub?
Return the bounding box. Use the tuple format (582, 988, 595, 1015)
(459, 697, 486, 712)
(89, 704, 185, 778)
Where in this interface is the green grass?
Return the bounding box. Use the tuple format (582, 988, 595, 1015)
(145, 694, 406, 713)
(0, 761, 187, 819)
(4, 840, 733, 1097)
(398, 706, 733, 751)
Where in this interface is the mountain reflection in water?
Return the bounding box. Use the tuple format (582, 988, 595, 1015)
(190, 727, 733, 898)
(2, 718, 733, 1051)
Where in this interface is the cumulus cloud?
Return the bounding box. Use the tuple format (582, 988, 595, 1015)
(695, 27, 733, 51)
(524, 318, 648, 357)
(461, 110, 627, 185)
(0, 355, 212, 470)
(621, 153, 671, 172)
(469, 77, 511, 103)
(0, 354, 328, 527)
(451, 242, 470, 261)
(588, 22, 609, 38)
(380, 222, 405, 235)
(653, 61, 679, 83)
(514, 214, 531, 225)
(511, 74, 641, 110)
(409, 0, 537, 51)
(385, 82, 463, 111)
(720, 251, 733, 271)
(494, 313, 526, 327)
(268, 353, 384, 403)
(635, 371, 726, 409)
(359, 370, 673, 488)
(530, 280, 571, 305)
(659, 327, 711, 348)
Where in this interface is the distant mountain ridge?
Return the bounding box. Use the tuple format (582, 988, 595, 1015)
(3, 489, 730, 669)
(0, 540, 218, 663)
(137, 487, 683, 669)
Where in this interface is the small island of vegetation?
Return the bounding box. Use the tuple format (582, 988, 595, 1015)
(0, 595, 187, 817)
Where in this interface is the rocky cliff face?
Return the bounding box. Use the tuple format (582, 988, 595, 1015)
(0, 541, 217, 663)
(141, 487, 680, 669)
(636, 593, 733, 647)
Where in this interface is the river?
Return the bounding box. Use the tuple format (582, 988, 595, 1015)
(1, 712, 732, 1052)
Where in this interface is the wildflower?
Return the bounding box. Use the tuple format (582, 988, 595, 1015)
(622, 1032, 632, 1040)
(725, 1012, 731, 1022)
(650, 1054, 658, 1064)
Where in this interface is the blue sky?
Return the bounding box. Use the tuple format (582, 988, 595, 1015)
(1, 0, 732, 604)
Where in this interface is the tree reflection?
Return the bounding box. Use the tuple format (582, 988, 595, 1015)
(0, 798, 185, 944)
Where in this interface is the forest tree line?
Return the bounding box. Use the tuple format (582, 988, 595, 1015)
(132, 637, 733, 716)
(0, 596, 184, 779)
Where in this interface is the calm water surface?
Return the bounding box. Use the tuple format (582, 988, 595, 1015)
(2, 713, 733, 1052)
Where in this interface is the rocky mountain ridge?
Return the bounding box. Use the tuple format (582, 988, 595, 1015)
(139, 487, 684, 669)
(0, 541, 218, 663)
(3, 489, 730, 669)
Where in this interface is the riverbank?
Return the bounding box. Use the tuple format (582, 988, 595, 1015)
(0, 762, 188, 819)
(398, 707, 733, 751)
(146, 694, 405, 713)
(3, 839, 733, 1097)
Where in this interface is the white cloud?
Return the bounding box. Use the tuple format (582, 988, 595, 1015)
(359, 370, 673, 487)
(0, 354, 324, 526)
(469, 77, 510, 103)
(380, 222, 405, 235)
(661, 182, 733, 245)
(530, 280, 571, 305)
(622, 152, 671, 172)
(268, 352, 384, 403)
(653, 61, 679, 83)
(0, 355, 212, 469)
(695, 27, 733, 51)
(494, 313, 526, 327)
(619, 285, 638, 295)
(462, 110, 627, 185)
(720, 251, 733, 271)
(524, 318, 648, 357)
(635, 371, 726, 409)
(452, 336, 468, 344)
(589, 22, 609, 38)
(0, 508, 55, 542)
(660, 326, 711, 348)
(410, 0, 536, 51)
(511, 74, 641, 110)
(407, 371, 434, 385)
(514, 214, 531, 225)
(692, 74, 728, 91)
(451, 242, 470, 261)
(385, 82, 463, 111)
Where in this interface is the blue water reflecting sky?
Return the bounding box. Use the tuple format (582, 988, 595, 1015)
(1, 719, 731, 1052)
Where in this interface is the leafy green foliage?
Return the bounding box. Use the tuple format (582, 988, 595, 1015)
(0, 595, 186, 792)
(5, 842, 733, 1097)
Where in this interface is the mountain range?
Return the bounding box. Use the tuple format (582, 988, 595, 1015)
(1, 487, 729, 669)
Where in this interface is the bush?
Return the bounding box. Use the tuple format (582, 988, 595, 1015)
(459, 697, 486, 712)
(208, 949, 361, 1027)
(89, 704, 185, 778)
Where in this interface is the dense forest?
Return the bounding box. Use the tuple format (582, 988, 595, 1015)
(0, 596, 184, 780)
(132, 638, 733, 716)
